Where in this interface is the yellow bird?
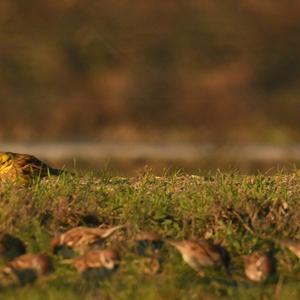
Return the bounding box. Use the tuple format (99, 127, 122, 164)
(0, 151, 63, 184)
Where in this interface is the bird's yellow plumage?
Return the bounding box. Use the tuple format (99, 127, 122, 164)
(0, 152, 62, 184)
(0, 153, 14, 174)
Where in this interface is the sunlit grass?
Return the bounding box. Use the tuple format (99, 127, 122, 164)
(0, 170, 300, 299)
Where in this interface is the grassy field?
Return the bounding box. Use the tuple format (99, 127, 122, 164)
(0, 170, 300, 299)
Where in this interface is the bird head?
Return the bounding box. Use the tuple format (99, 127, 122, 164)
(0, 152, 14, 174)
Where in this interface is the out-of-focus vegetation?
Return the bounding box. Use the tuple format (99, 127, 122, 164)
(1, 1, 300, 143)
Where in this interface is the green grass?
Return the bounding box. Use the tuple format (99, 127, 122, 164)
(0, 170, 300, 299)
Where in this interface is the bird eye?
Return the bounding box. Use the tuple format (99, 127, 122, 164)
(2, 154, 9, 163)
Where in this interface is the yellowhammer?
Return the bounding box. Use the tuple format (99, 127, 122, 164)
(0, 151, 63, 184)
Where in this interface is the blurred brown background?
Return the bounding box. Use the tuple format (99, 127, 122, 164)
(1, 1, 300, 173)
